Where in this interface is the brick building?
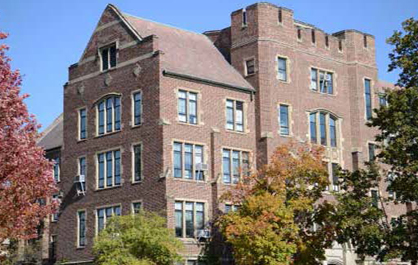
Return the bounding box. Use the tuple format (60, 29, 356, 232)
(42, 2, 404, 264)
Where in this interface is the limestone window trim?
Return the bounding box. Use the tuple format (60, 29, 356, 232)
(76, 209, 87, 249)
(174, 198, 209, 239)
(171, 139, 209, 183)
(94, 93, 122, 137)
(131, 89, 143, 128)
(277, 102, 293, 137)
(94, 146, 124, 190)
(221, 146, 253, 185)
(307, 109, 341, 149)
(175, 88, 202, 126)
(131, 142, 143, 184)
(95, 203, 122, 235)
(224, 97, 248, 133)
(131, 200, 144, 214)
(309, 66, 336, 95)
(243, 56, 256, 77)
(77, 106, 88, 142)
(98, 40, 119, 73)
(363, 77, 374, 122)
(276, 54, 291, 84)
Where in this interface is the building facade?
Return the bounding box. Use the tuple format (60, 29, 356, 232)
(47, 2, 404, 265)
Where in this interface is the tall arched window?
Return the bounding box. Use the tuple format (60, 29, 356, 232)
(96, 95, 121, 136)
(309, 111, 338, 147)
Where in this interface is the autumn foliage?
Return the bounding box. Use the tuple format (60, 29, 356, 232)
(0, 32, 57, 241)
(218, 143, 336, 265)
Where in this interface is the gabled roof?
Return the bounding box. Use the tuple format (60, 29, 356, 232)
(118, 10, 254, 92)
(37, 114, 63, 151)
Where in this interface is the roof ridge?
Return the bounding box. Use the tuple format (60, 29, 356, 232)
(122, 12, 203, 37)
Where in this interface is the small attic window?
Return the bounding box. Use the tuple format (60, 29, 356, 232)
(297, 28, 302, 40)
(278, 9, 283, 24)
(100, 43, 117, 71)
(242, 9, 247, 27)
(338, 40, 343, 52)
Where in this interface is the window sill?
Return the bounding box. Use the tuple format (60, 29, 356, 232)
(77, 138, 87, 143)
(76, 246, 86, 250)
(177, 121, 201, 127)
(309, 90, 336, 97)
(100, 67, 117, 74)
(131, 180, 143, 185)
(131, 123, 142, 129)
(95, 185, 122, 192)
(172, 177, 207, 184)
(225, 129, 247, 136)
(179, 238, 199, 244)
(245, 73, 256, 78)
(277, 78, 290, 84)
(94, 130, 121, 139)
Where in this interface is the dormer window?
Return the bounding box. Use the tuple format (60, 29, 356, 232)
(100, 43, 117, 71)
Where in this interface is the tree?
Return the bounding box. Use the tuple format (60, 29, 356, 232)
(0, 32, 57, 242)
(368, 17, 418, 264)
(217, 143, 336, 265)
(93, 211, 183, 265)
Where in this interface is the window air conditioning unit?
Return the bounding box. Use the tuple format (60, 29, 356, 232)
(74, 175, 86, 196)
(195, 163, 208, 171)
(196, 229, 211, 239)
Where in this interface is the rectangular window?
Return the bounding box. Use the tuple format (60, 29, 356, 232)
(331, 163, 339, 191)
(133, 92, 142, 126)
(371, 190, 379, 208)
(100, 44, 117, 71)
(97, 96, 121, 135)
(79, 108, 87, 140)
(325, 35, 329, 48)
(133, 144, 142, 182)
(225, 204, 240, 213)
(368, 143, 376, 162)
(226, 99, 244, 132)
(365, 79, 372, 120)
(329, 116, 337, 147)
(97, 150, 121, 189)
(223, 149, 250, 184)
(97, 205, 121, 233)
(132, 202, 142, 214)
(245, 59, 255, 75)
(53, 158, 60, 182)
(379, 94, 387, 107)
(175, 201, 205, 238)
(52, 194, 59, 222)
(311, 68, 333, 94)
(320, 113, 327, 146)
(297, 28, 302, 40)
(277, 57, 287, 81)
(178, 90, 198, 125)
(278, 9, 282, 23)
(173, 142, 205, 181)
(77, 210, 86, 247)
(310, 113, 317, 143)
(311, 29, 316, 43)
(79, 157, 87, 192)
(278, 105, 290, 136)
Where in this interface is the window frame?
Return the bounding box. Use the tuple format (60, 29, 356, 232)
(99, 42, 117, 72)
(77, 209, 87, 248)
(95, 204, 122, 235)
(309, 111, 339, 148)
(364, 78, 373, 120)
(222, 147, 251, 184)
(177, 89, 199, 125)
(310, 67, 334, 95)
(278, 104, 290, 136)
(368, 142, 376, 162)
(96, 95, 122, 136)
(225, 99, 245, 133)
(174, 200, 206, 238)
(96, 148, 122, 190)
(131, 201, 143, 214)
(244, 58, 256, 76)
(172, 141, 206, 181)
(78, 107, 87, 140)
(131, 90, 143, 127)
(132, 143, 143, 183)
(78, 156, 87, 192)
(277, 56, 288, 82)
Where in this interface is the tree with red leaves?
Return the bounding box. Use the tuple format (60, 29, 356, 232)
(0, 32, 57, 242)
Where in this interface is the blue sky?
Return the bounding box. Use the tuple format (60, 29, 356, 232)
(1, 0, 416, 130)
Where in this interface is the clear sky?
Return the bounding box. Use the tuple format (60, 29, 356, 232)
(1, 0, 417, 130)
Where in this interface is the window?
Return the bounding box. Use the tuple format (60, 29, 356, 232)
(79, 108, 87, 140)
(277, 57, 287, 81)
(371, 190, 379, 208)
(278, 104, 290, 136)
(226, 99, 244, 132)
(53, 158, 60, 182)
(132, 202, 142, 214)
(173, 142, 205, 181)
(100, 44, 117, 71)
(77, 210, 86, 247)
(175, 201, 205, 238)
(97, 205, 121, 233)
(297, 28, 302, 40)
(368, 143, 376, 162)
(242, 9, 247, 26)
(325, 35, 329, 48)
(278, 9, 282, 23)
(310, 68, 333, 94)
(52, 194, 59, 222)
(97, 96, 121, 135)
(133, 144, 142, 182)
(245, 59, 255, 76)
(363, 35, 368, 48)
(379, 94, 387, 107)
(331, 163, 339, 191)
(132, 92, 142, 126)
(310, 111, 338, 147)
(78, 157, 87, 192)
(338, 40, 342, 51)
(97, 150, 121, 189)
(365, 79, 372, 120)
(223, 149, 250, 184)
(311, 29, 316, 43)
(178, 90, 197, 124)
(225, 204, 239, 213)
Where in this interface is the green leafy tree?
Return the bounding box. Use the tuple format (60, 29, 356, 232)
(217, 143, 336, 265)
(93, 211, 183, 265)
(368, 17, 418, 264)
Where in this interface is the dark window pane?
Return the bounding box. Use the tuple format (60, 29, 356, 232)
(114, 150, 121, 185)
(114, 97, 121, 130)
(134, 92, 142, 125)
(330, 116, 337, 147)
(226, 100, 234, 130)
(184, 144, 193, 179)
(185, 202, 194, 238)
(134, 145, 141, 182)
(311, 69, 318, 91)
(365, 79, 372, 120)
(98, 154, 105, 188)
(98, 102, 105, 135)
(223, 149, 231, 184)
(173, 143, 182, 178)
(106, 98, 113, 133)
(101, 48, 108, 71)
(109, 45, 117, 68)
(106, 151, 113, 187)
(279, 105, 289, 135)
(368, 143, 376, 162)
(278, 57, 287, 81)
(320, 113, 327, 145)
(236, 101, 244, 132)
(79, 109, 87, 139)
(310, 113, 317, 143)
(175, 202, 183, 237)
